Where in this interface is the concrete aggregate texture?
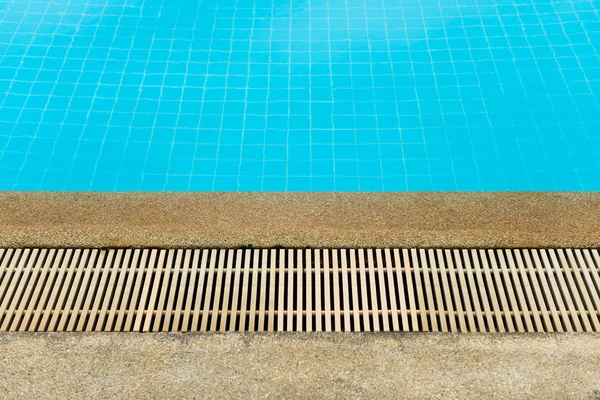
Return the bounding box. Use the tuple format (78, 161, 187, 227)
(1, 192, 599, 248)
(1, 333, 600, 399)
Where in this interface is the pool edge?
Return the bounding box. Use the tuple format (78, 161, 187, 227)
(0, 192, 598, 248)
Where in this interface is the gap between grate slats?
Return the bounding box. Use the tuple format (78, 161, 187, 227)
(0, 248, 599, 333)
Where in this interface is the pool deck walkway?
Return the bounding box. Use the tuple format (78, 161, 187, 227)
(1, 192, 600, 399)
(1, 333, 600, 399)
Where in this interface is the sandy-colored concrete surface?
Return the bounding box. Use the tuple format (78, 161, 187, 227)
(1, 192, 599, 248)
(0, 333, 599, 399)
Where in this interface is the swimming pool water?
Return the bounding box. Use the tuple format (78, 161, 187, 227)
(0, 0, 599, 191)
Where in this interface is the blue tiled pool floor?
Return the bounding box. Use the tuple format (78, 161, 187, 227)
(0, 0, 599, 191)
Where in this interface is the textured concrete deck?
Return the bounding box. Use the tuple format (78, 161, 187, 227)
(1, 192, 599, 248)
(1, 333, 599, 399)
(1, 193, 600, 398)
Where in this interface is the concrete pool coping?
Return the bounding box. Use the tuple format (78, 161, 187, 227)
(0, 192, 599, 248)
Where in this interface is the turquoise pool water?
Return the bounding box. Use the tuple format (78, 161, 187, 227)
(0, 0, 599, 191)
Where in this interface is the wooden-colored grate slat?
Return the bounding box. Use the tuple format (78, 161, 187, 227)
(1, 248, 599, 333)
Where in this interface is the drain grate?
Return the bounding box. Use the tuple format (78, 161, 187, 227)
(0, 248, 599, 333)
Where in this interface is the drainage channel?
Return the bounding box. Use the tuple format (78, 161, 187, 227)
(0, 248, 599, 333)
